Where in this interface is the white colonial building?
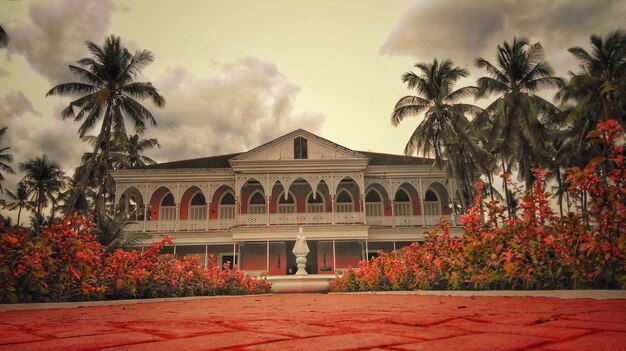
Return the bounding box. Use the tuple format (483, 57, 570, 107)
(111, 129, 459, 275)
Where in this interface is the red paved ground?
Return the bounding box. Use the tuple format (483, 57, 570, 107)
(0, 294, 625, 350)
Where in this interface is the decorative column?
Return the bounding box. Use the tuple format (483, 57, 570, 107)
(419, 178, 426, 226)
(175, 204, 180, 231)
(449, 181, 456, 225)
(331, 195, 335, 225)
(266, 240, 270, 273)
(360, 194, 366, 224)
(142, 205, 147, 232)
(235, 196, 240, 225)
(332, 239, 336, 272)
(420, 197, 426, 226)
(292, 227, 310, 275)
(390, 200, 395, 228)
(266, 196, 271, 226)
(205, 203, 210, 231)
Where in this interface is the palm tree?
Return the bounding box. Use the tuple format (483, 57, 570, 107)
(46, 35, 165, 212)
(19, 155, 65, 221)
(0, 25, 8, 48)
(112, 133, 159, 169)
(0, 127, 15, 193)
(474, 38, 564, 195)
(2, 182, 34, 225)
(391, 58, 491, 209)
(555, 31, 626, 168)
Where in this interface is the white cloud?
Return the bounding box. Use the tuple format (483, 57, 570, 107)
(144, 57, 325, 163)
(380, 0, 626, 77)
(7, 0, 115, 84)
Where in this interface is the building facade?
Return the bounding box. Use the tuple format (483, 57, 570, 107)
(111, 129, 459, 276)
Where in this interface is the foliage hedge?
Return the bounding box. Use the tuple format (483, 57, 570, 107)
(330, 120, 626, 292)
(0, 218, 270, 303)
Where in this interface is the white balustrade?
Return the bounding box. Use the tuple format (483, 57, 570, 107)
(394, 215, 421, 227)
(367, 216, 392, 227)
(239, 214, 266, 227)
(145, 220, 176, 232)
(335, 212, 363, 224)
(124, 221, 142, 232)
(127, 213, 458, 234)
(179, 219, 207, 232)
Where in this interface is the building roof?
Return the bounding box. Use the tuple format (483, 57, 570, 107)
(134, 151, 432, 170)
(132, 129, 434, 170)
(136, 153, 242, 170)
(359, 151, 432, 166)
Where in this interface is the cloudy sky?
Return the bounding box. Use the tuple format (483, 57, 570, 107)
(0, 0, 624, 220)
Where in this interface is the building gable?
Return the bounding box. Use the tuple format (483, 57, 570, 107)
(230, 129, 366, 162)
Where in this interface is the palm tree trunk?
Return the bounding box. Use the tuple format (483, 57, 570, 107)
(17, 206, 21, 226)
(487, 172, 495, 202)
(555, 167, 563, 217)
(500, 155, 512, 217)
(67, 104, 113, 214)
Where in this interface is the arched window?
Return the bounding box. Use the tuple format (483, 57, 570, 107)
(248, 191, 266, 214)
(160, 193, 176, 220)
(394, 188, 411, 217)
(189, 192, 207, 220)
(219, 192, 235, 219)
(365, 189, 383, 217)
(277, 192, 296, 214)
(423, 189, 441, 216)
(335, 190, 354, 213)
(306, 191, 325, 213)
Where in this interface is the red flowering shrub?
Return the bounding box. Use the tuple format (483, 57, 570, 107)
(0, 217, 105, 302)
(101, 240, 270, 299)
(1, 218, 270, 303)
(330, 120, 626, 292)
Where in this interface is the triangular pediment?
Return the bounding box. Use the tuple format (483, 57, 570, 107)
(230, 129, 366, 162)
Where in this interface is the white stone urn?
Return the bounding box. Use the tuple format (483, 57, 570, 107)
(292, 227, 310, 276)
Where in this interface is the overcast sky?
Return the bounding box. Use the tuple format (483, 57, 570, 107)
(0, 0, 624, 221)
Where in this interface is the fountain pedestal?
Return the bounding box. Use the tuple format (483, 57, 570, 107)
(292, 227, 310, 276)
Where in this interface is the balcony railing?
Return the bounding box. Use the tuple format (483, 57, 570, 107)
(129, 212, 456, 233)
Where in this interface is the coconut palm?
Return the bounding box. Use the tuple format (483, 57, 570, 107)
(111, 133, 159, 169)
(0, 25, 8, 48)
(46, 35, 165, 212)
(555, 31, 626, 168)
(2, 182, 34, 226)
(19, 155, 65, 220)
(0, 127, 15, 193)
(391, 58, 492, 209)
(474, 38, 564, 194)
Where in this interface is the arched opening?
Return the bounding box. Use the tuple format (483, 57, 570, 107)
(119, 187, 144, 220)
(306, 191, 325, 213)
(335, 190, 354, 213)
(159, 193, 176, 220)
(394, 188, 412, 217)
(219, 191, 236, 219)
(365, 189, 383, 217)
(423, 189, 441, 216)
(277, 192, 296, 214)
(189, 192, 207, 220)
(248, 191, 266, 214)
